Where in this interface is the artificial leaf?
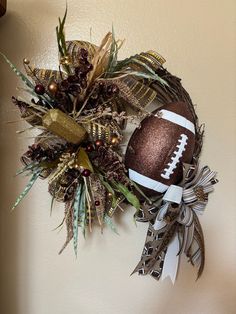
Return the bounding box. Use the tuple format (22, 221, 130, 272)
(112, 181, 140, 210)
(97, 174, 117, 208)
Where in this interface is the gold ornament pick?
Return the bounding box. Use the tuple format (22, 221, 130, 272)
(42, 109, 87, 144)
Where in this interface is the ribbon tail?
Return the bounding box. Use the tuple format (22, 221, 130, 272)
(161, 234, 180, 284)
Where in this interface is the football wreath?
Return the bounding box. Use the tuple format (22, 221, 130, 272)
(2, 9, 217, 283)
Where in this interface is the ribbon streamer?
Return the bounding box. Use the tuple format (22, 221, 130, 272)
(133, 163, 217, 283)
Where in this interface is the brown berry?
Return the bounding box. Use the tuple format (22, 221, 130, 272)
(81, 169, 91, 177)
(35, 84, 45, 95)
(98, 82, 104, 89)
(60, 80, 69, 90)
(95, 139, 104, 148)
(68, 84, 80, 93)
(80, 48, 88, 59)
(106, 84, 113, 96)
(67, 75, 79, 83)
(112, 84, 119, 94)
(86, 63, 93, 72)
(85, 144, 94, 152)
(80, 79, 87, 89)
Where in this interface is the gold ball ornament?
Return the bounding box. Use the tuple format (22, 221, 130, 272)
(23, 58, 30, 65)
(111, 135, 120, 146)
(48, 81, 58, 94)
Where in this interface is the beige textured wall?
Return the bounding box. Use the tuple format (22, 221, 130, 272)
(0, 1, 235, 314)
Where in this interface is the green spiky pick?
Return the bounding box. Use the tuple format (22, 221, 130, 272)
(11, 170, 41, 211)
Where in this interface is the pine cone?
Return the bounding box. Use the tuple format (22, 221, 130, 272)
(25, 144, 45, 161)
(91, 146, 128, 185)
(22, 143, 67, 165)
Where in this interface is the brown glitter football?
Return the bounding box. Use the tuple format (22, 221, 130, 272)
(125, 102, 196, 196)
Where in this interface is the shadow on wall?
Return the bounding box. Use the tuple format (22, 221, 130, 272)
(0, 4, 56, 313)
(0, 0, 7, 17)
(0, 11, 32, 314)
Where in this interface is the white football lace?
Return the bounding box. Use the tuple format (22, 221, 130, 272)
(161, 134, 188, 180)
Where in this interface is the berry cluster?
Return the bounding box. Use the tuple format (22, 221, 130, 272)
(59, 49, 93, 95)
(33, 46, 120, 115)
(87, 82, 119, 109)
(34, 48, 94, 113)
